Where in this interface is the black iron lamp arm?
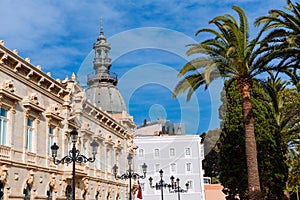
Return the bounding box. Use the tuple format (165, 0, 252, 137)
(149, 180, 168, 189)
(132, 172, 146, 179)
(115, 173, 129, 180)
(168, 186, 188, 193)
(115, 172, 146, 180)
(53, 149, 95, 165)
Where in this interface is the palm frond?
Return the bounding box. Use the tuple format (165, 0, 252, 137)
(177, 58, 212, 77)
(173, 73, 206, 101)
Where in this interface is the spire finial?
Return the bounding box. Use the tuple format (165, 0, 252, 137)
(100, 17, 103, 33)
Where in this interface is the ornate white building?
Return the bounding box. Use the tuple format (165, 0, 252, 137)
(0, 27, 136, 200)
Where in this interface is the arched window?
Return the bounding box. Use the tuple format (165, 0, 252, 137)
(65, 185, 72, 200)
(23, 183, 31, 200)
(82, 190, 87, 200)
(95, 191, 99, 200)
(46, 187, 53, 200)
(0, 181, 4, 200)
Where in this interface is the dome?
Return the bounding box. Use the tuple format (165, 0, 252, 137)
(86, 84, 127, 114)
(85, 25, 127, 114)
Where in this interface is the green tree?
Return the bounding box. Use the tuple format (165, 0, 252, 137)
(261, 73, 300, 199)
(255, 1, 300, 197)
(202, 129, 221, 183)
(218, 80, 288, 199)
(173, 6, 291, 199)
(287, 146, 300, 199)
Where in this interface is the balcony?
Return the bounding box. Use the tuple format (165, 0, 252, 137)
(0, 145, 10, 159)
(26, 152, 37, 165)
(87, 72, 118, 86)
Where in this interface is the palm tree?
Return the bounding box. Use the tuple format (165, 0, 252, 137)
(255, 1, 300, 198)
(255, 0, 300, 77)
(173, 6, 292, 199)
(260, 72, 300, 199)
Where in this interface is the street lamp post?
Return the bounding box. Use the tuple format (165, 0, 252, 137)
(168, 176, 189, 200)
(50, 129, 98, 200)
(149, 169, 169, 200)
(113, 154, 147, 200)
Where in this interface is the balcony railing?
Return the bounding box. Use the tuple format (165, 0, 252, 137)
(87, 72, 118, 85)
(0, 145, 11, 159)
(27, 152, 37, 164)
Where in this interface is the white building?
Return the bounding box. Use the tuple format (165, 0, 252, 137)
(138, 119, 185, 136)
(134, 134, 206, 200)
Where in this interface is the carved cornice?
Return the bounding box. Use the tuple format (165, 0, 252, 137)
(114, 139, 123, 151)
(0, 45, 69, 101)
(22, 93, 45, 124)
(45, 104, 64, 127)
(45, 113, 64, 127)
(105, 134, 114, 147)
(0, 90, 22, 113)
(67, 116, 81, 129)
(23, 102, 45, 113)
(81, 127, 94, 138)
(45, 112, 64, 122)
(94, 130, 105, 141)
(0, 79, 22, 113)
(79, 101, 128, 139)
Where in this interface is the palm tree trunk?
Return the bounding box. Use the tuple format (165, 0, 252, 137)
(238, 81, 262, 200)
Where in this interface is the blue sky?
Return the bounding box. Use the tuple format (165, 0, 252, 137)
(0, 0, 287, 134)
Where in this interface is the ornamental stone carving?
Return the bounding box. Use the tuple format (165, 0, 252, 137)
(0, 80, 15, 93)
(25, 170, 35, 191)
(49, 173, 57, 193)
(23, 93, 45, 122)
(24, 93, 39, 105)
(0, 165, 8, 184)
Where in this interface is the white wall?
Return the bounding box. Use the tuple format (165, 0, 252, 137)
(134, 135, 206, 200)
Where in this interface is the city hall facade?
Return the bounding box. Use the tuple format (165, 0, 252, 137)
(0, 27, 137, 199)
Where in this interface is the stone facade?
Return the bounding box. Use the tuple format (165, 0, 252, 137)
(0, 40, 136, 200)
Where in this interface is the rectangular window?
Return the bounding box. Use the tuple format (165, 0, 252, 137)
(154, 149, 159, 157)
(48, 127, 54, 155)
(169, 148, 175, 157)
(0, 108, 8, 146)
(106, 149, 112, 172)
(186, 163, 192, 172)
(170, 163, 176, 173)
(95, 144, 101, 169)
(187, 180, 193, 189)
(67, 136, 72, 152)
(139, 149, 144, 158)
(185, 148, 191, 156)
(26, 118, 34, 152)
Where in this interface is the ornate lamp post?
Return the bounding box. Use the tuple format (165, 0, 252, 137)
(168, 176, 189, 200)
(50, 129, 98, 200)
(113, 154, 147, 200)
(149, 169, 169, 200)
